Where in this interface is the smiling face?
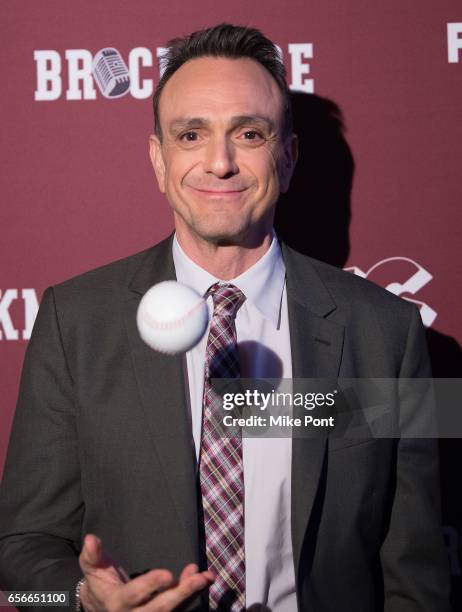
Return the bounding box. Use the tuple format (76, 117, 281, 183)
(150, 56, 297, 249)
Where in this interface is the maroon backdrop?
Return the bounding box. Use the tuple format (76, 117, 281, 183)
(1, 0, 461, 605)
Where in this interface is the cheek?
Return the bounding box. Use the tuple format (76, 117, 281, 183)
(249, 148, 279, 180)
(165, 152, 200, 190)
(258, 147, 277, 180)
(251, 157, 281, 197)
(164, 161, 187, 191)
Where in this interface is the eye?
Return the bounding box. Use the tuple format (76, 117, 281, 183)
(179, 131, 199, 142)
(242, 130, 262, 140)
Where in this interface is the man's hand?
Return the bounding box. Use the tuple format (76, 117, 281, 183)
(78, 534, 214, 611)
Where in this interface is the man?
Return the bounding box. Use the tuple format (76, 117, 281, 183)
(0, 24, 451, 612)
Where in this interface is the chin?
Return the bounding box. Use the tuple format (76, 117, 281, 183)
(193, 219, 246, 242)
(198, 229, 246, 246)
(194, 222, 271, 249)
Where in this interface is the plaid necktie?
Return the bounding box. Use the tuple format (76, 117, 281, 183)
(200, 282, 246, 611)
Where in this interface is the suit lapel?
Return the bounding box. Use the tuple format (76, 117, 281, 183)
(123, 235, 199, 562)
(282, 244, 345, 574)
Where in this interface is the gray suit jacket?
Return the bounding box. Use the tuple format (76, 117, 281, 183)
(0, 235, 451, 611)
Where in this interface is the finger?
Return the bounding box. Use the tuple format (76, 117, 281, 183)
(141, 571, 214, 611)
(79, 534, 127, 586)
(117, 569, 175, 607)
(179, 564, 198, 582)
(79, 534, 104, 572)
(117, 564, 131, 583)
(201, 570, 215, 582)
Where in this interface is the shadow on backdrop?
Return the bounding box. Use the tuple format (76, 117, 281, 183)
(275, 92, 353, 268)
(430, 327, 462, 610)
(277, 91, 462, 380)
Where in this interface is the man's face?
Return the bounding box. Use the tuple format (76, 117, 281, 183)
(150, 56, 297, 247)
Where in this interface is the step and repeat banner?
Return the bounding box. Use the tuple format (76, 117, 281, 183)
(1, 0, 461, 606)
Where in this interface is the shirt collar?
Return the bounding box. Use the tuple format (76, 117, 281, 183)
(172, 232, 285, 328)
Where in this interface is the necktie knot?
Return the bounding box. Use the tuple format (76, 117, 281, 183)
(208, 283, 246, 319)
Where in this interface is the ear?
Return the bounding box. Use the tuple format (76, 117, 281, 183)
(149, 134, 166, 193)
(278, 133, 298, 193)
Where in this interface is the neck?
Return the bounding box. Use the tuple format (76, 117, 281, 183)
(175, 229, 273, 280)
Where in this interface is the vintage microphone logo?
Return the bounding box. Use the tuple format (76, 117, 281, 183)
(92, 48, 130, 98)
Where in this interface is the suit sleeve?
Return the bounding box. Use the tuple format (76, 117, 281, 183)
(380, 305, 452, 611)
(0, 287, 83, 607)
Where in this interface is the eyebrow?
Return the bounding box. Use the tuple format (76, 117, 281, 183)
(168, 114, 275, 135)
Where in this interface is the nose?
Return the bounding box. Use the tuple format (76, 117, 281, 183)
(202, 136, 238, 178)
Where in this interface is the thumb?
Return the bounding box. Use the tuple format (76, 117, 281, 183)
(79, 534, 105, 572)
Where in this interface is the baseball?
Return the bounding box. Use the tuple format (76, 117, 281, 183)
(136, 281, 209, 354)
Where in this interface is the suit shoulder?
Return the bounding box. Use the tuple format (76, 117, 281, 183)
(53, 248, 153, 293)
(311, 256, 411, 312)
(283, 244, 416, 324)
(52, 232, 174, 295)
(46, 235, 174, 323)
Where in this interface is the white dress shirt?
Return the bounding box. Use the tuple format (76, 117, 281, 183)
(173, 234, 297, 611)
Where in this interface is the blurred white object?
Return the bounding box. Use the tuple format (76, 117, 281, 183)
(137, 281, 209, 354)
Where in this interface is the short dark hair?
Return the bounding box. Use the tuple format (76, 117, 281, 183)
(153, 23, 292, 139)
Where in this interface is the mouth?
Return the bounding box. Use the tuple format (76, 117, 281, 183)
(189, 187, 248, 200)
